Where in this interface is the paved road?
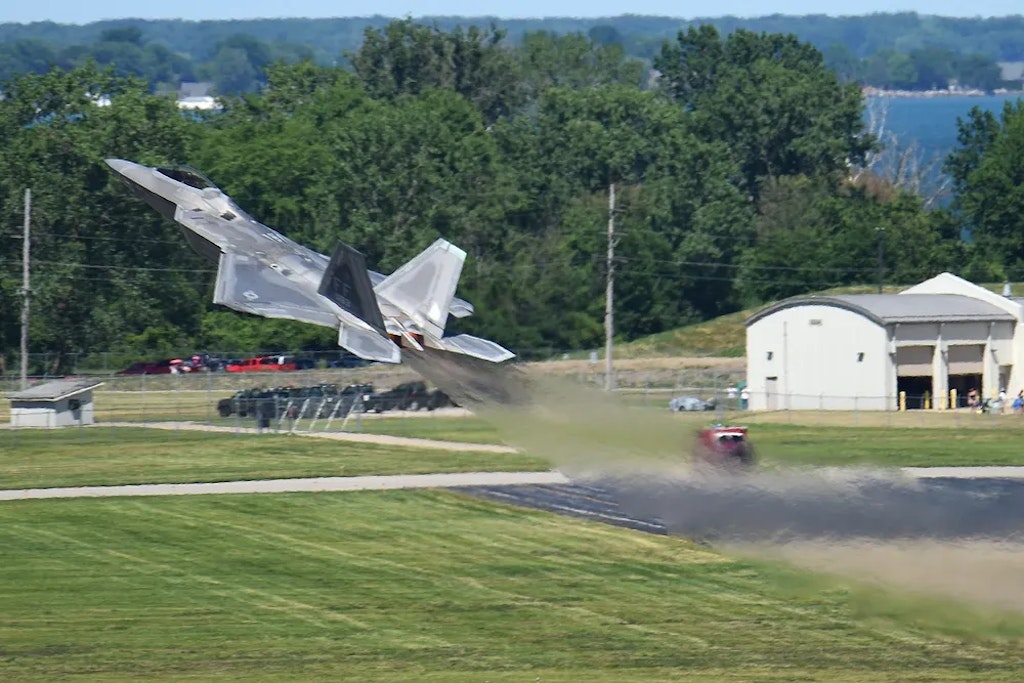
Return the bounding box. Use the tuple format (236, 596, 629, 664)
(0, 471, 570, 502)
(463, 470, 1024, 542)
(6, 464, 1024, 544)
(99, 421, 517, 453)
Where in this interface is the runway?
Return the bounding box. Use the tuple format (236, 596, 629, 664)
(5, 466, 1024, 544)
(462, 471, 1024, 542)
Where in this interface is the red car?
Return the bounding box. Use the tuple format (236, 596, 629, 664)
(226, 355, 299, 373)
(116, 358, 177, 375)
(693, 425, 755, 470)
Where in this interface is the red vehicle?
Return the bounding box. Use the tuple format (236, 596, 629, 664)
(693, 425, 755, 470)
(116, 358, 178, 375)
(225, 355, 313, 373)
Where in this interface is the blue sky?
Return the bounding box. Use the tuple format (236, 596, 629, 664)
(5, 2, 1022, 25)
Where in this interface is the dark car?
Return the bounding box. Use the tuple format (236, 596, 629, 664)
(365, 381, 453, 413)
(116, 358, 176, 375)
(327, 353, 373, 369)
(217, 383, 374, 420)
(320, 383, 376, 418)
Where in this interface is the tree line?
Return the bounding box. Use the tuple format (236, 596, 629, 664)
(1, 13, 1021, 94)
(0, 21, 1021, 372)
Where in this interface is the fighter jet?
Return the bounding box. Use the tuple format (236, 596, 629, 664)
(105, 159, 514, 365)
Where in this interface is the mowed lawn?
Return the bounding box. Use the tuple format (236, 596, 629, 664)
(3, 491, 1024, 681)
(751, 423, 1024, 468)
(0, 428, 548, 489)
(349, 415, 1024, 468)
(5, 414, 1024, 492)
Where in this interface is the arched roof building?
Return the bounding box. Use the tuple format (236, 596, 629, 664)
(744, 273, 1023, 411)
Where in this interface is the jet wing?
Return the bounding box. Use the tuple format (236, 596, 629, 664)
(213, 251, 340, 329)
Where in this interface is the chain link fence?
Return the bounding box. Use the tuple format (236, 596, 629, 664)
(6, 359, 1015, 453)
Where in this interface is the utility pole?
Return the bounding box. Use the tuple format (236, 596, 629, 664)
(876, 226, 885, 294)
(605, 182, 615, 392)
(20, 188, 31, 390)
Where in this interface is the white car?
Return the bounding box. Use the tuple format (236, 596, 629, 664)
(669, 395, 716, 412)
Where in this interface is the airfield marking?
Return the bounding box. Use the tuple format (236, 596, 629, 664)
(901, 466, 1024, 479)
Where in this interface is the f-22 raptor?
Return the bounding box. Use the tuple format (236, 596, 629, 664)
(105, 159, 514, 365)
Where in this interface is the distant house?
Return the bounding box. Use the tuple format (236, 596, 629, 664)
(177, 81, 220, 111)
(6, 379, 104, 428)
(999, 62, 1024, 88)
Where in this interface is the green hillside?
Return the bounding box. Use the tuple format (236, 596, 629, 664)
(613, 281, 1022, 359)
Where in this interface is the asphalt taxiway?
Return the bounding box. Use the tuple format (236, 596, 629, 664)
(5, 465, 1024, 543)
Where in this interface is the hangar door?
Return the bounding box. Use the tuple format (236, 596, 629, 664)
(947, 345, 983, 407)
(896, 345, 933, 409)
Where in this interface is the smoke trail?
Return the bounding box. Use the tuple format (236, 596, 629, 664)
(408, 350, 1024, 610)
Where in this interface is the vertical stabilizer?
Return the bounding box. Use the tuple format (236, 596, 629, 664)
(318, 241, 387, 333)
(374, 239, 466, 340)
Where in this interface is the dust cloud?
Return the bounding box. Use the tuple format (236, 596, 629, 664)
(742, 539, 1024, 615)
(409, 349, 1024, 612)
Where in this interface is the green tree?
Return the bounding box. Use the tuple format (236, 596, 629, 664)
(945, 101, 1024, 274)
(654, 26, 871, 202)
(516, 31, 646, 100)
(736, 176, 959, 303)
(0, 64, 202, 370)
(350, 19, 523, 123)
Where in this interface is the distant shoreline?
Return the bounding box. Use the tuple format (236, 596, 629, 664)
(862, 87, 1024, 98)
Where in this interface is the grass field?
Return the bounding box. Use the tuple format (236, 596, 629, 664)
(6, 411, 1024, 491)
(0, 428, 548, 490)
(2, 490, 1024, 681)
(337, 414, 503, 443)
(262, 411, 1024, 468)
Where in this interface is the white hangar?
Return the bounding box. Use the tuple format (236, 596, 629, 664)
(745, 273, 1024, 410)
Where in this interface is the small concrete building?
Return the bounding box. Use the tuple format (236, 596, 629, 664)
(745, 273, 1023, 410)
(6, 379, 104, 427)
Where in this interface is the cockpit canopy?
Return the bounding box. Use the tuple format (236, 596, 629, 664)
(156, 165, 219, 191)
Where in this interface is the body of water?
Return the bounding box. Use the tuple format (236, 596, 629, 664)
(863, 93, 1023, 201)
(869, 93, 1023, 161)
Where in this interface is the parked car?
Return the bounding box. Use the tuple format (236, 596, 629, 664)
(320, 383, 376, 417)
(116, 358, 176, 375)
(226, 355, 300, 373)
(327, 353, 372, 369)
(217, 383, 376, 420)
(669, 395, 717, 412)
(365, 381, 454, 413)
(187, 352, 228, 372)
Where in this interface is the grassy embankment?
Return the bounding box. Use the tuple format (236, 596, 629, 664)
(2, 490, 1024, 682)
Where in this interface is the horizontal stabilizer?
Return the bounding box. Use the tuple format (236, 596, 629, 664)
(430, 334, 516, 363)
(449, 296, 474, 318)
(214, 251, 339, 329)
(339, 321, 401, 364)
(319, 241, 387, 334)
(374, 239, 465, 340)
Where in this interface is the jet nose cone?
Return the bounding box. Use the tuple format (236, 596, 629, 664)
(104, 158, 136, 175)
